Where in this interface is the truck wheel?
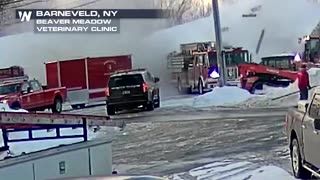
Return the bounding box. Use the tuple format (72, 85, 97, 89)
(154, 90, 160, 108)
(107, 105, 116, 115)
(10, 102, 21, 110)
(146, 97, 154, 111)
(52, 97, 62, 113)
(291, 139, 311, 179)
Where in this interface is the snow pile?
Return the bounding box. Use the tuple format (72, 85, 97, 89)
(193, 86, 255, 107)
(161, 86, 257, 108)
(171, 161, 294, 180)
(241, 67, 320, 107)
(0, 102, 28, 112)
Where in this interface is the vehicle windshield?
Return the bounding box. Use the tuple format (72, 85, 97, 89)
(224, 51, 249, 66)
(0, 83, 21, 95)
(261, 56, 294, 70)
(109, 74, 144, 87)
(208, 51, 249, 67)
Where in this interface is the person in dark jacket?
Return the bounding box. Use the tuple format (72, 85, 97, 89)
(297, 64, 311, 100)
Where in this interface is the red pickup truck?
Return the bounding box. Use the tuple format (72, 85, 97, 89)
(0, 79, 67, 113)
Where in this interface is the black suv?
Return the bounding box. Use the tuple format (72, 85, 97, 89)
(106, 69, 160, 115)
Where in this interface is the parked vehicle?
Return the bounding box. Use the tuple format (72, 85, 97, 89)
(105, 68, 160, 115)
(0, 79, 67, 113)
(45, 55, 132, 109)
(285, 87, 320, 179)
(167, 41, 251, 94)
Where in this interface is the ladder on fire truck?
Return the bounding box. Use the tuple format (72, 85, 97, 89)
(0, 112, 125, 152)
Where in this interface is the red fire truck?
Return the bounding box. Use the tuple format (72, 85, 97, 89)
(45, 55, 132, 109)
(167, 41, 251, 94)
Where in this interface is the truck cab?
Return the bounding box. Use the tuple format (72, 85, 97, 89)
(260, 53, 296, 71)
(286, 87, 320, 179)
(208, 47, 251, 84)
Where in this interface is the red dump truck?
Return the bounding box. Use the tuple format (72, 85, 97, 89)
(45, 55, 132, 109)
(0, 66, 67, 113)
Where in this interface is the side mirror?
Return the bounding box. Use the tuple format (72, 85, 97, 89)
(154, 77, 160, 83)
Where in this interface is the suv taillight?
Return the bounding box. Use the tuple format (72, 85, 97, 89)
(142, 83, 148, 93)
(105, 87, 110, 96)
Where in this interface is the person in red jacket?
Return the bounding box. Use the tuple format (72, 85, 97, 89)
(297, 64, 311, 100)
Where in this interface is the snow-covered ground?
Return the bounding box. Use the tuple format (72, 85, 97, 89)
(171, 161, 294, 180)
(0, 102, 28, 113)
(161, 86, 261, 108)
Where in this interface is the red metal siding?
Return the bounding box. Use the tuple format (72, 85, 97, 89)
(45, 62, 59, 89)
(87, 55, 132, 90)
(59, 59, 87, 89)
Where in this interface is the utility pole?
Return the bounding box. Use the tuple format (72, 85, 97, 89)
(212, 0, 226, 86)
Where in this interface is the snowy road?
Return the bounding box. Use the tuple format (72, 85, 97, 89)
(67, 104, 292, 178)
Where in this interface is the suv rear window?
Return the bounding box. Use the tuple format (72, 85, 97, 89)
(109, 74, 144, 87)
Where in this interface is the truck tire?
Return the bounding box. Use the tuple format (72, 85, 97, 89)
(291, 138, 311, 179)
(154, 90, 160, 108)
(107, 105, 116, 115)
(146, 96, 155, 111)
(10, 102, 21, 110)
(154, 97, 160, 108)
(52, 97, 62, 113)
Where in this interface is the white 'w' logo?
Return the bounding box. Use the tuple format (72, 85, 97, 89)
(18, 11, 32, 22)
